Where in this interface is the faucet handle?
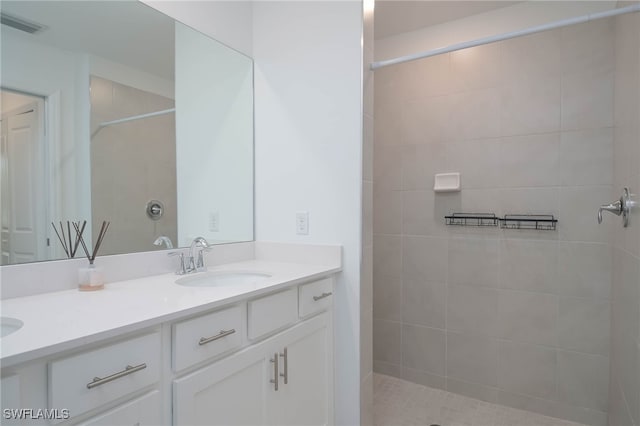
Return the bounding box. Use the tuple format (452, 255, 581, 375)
(195, 246, 211, 272)
(598, 200, 622, 223)
(189, 237, 211, 272)
(598, 188, 635, 227)
(168, 251, 188, 275)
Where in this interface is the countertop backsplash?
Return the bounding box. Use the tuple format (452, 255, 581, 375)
(0, 242, 342, 300)
(0, 242, 255, 299)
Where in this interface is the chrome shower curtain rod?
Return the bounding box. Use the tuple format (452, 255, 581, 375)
(370, 3, 640, 71)
(98, 108, 176, 128)
(91, 108, 175, 139)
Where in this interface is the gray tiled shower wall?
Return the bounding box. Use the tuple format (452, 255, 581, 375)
(372, 16, 634, 426)
(609, 5, 640, 426)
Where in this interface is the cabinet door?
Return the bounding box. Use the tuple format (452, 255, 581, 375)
(267, 312, 333, 426)
(173, 343, 270, 426)
(1, 375, 21, 426)
(77, 391, 161, 426)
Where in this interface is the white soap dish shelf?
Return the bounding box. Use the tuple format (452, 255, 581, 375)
(434, 173, 460, 192)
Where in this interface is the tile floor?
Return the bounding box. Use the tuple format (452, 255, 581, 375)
(373, 374, 587, 426)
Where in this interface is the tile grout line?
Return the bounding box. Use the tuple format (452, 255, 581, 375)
(399, 174, 404, 379)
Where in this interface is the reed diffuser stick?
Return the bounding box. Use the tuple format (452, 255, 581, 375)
(70, 220, 86, 258)
(91, 221, 110, 261)
(73, 221, 91, 262)
(67, 222, 72, 259)
(51, 222, 69, 258)
(73, 220, 110, 265)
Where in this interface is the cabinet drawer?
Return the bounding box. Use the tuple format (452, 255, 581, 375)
(77, 390, 161, 426)
(299, 278, 333, 318)
(247, 288, 297, 340)
(173, 305, 243, 371)
(49, 332, 160, 421)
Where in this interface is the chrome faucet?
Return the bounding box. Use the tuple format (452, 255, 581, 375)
(167, 237, 212, 275)
(189, 236, 211, 272)
(168, 251, 188, 275)
(153, 235, 174, 249)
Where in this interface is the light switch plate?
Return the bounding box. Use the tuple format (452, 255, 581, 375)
(296, 211, 309, 235)
(209, 212, 219, 232)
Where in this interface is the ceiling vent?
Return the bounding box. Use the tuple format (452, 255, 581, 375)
(1, 12, 45, 34)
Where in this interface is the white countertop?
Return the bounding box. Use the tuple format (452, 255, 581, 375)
(0, 259, 340, 368)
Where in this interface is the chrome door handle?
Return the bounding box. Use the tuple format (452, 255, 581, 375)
(598, 188, 635, 227)
(270, 353, 279, 391)
(199, 329, 236, 346)
(279, 347, 288, 384)
(87, 363, 147, 389)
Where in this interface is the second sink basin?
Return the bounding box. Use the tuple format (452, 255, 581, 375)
(1, 316, 23, 338)
(176, 271, 271, 288)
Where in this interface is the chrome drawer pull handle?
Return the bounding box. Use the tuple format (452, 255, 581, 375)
(198, 329, 236, 346)
(279, 347, 288, 384)
(313, 292, 332, 301)
(87, 363, 147, 389)
(270, 353, 279, 391)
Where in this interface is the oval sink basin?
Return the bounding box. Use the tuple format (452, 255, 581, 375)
(176, 271, 271, 288)
(1, 317, 23, 338)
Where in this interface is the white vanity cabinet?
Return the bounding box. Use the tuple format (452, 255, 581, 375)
(0, 275, 335, 426)
(265, 312, 332, 426)
(173, 311, 332, 426)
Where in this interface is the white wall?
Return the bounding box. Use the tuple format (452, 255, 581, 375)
(143, 4, 365, 424)
(1, 31, 89, 239)
(1, 30, 175, 257)
(175, 22, 254, 246)
(89, 55, 174, 100)
(142, 0, 253, 57)
(252, 2, 363, 424)
(361, 0, 375, 424)
(142, 0, 255, 246)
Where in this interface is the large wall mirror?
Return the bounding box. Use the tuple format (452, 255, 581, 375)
(0, 1, 254, 265)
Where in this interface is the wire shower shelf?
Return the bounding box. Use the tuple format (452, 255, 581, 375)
(444, 213, 558, 230)
(500, 215, 558, 231)
(445, 213, 499, 227)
